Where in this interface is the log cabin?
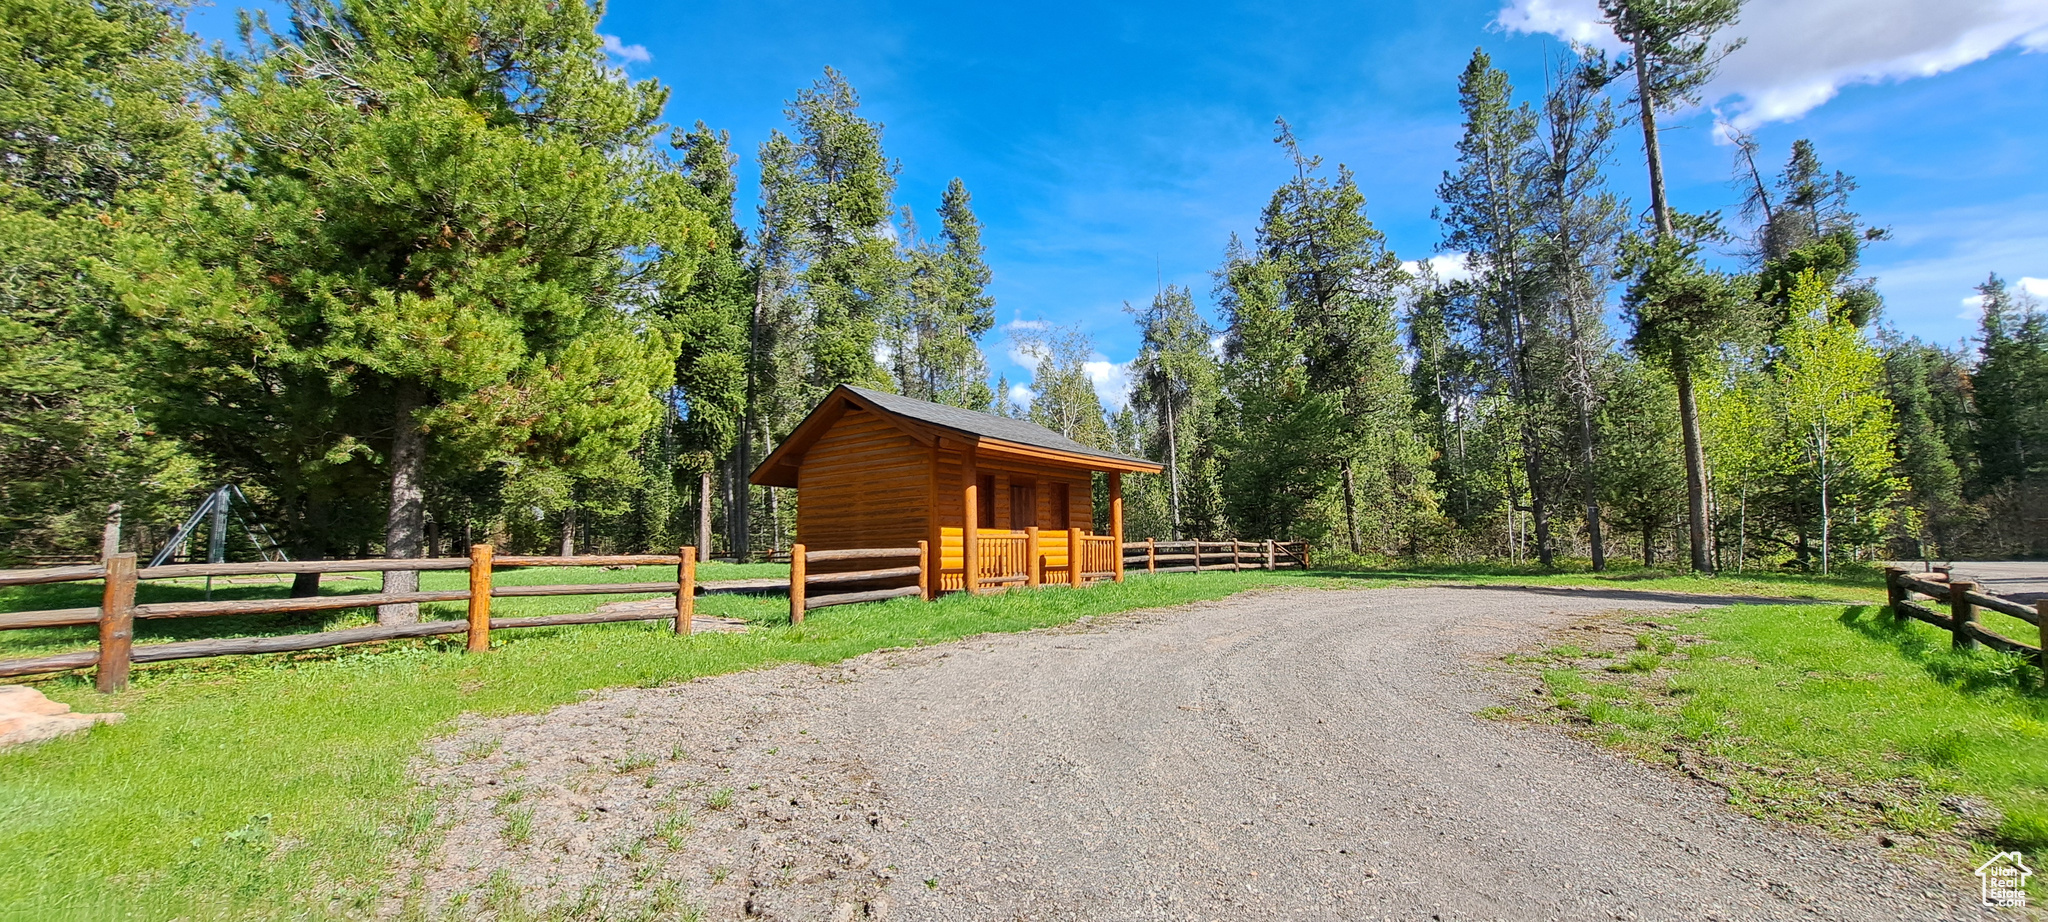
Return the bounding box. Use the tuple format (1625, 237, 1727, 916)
(750, 385, 1162, 593)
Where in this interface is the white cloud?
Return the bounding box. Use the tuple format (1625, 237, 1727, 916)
(1083, 358, 1134, 412)
(1495, 0, 2048, 131)
(1006, 382, 1036, 411)
(599, 34, 652, 64)
(1402, 252, 1473, 285)
(2022, 277, 2048, 298)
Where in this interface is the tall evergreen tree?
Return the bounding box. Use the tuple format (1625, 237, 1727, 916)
(1438, 49, 1562, 565)
(123, 0, 702, 620)
(1215, 238, 1345, 541)
(1879, 331, 1970, 558)
(1262, 120, 1430, 554)
(757, 67, 903, 400)
(662, 123, 752, 561)
(0, 0, 206, 561)
(1601, 0, 1746, 572)
(1972, 275, 2048, 488)
(890, 177, 995, 408)
(1530, 52, 1627, 569)
(1128, 284, 1220, 539)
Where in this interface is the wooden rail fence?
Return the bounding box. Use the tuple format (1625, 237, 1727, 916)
(0, 546, 798, 690)
(787, 543, 929, 624)
(1885, 567, 2045, 678)
(3, 536, 1321, 691)
(1128, 539, 1310, 574)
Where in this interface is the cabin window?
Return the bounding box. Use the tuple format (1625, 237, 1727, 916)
(977, 474, 996, 528)
(1045, 482, 1069, 530)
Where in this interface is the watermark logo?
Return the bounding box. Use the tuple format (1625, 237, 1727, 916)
(1976, 851, 2032, 908)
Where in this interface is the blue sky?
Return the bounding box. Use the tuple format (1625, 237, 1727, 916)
(190, 0, 2048, 409)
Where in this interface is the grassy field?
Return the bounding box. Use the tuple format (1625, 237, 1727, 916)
(1513, 601, 2047, 882)
(0, 562, 1890, 920)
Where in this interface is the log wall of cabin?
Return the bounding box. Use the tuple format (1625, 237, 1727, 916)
(795, 409, 931, 570)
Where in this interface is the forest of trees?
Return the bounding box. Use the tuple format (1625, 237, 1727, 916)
(4, 0, 2046, 597)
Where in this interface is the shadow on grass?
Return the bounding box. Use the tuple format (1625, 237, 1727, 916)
(1417, 583, 1822, 608)
(1845, 605, 2047, 699)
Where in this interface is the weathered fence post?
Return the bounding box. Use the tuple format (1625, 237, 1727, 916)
(675, 547, 695, 636)
(1884, 566, 1905, 619)
(1025, 527, 1042, 589)
(1949, 579, 1979, 651)
(95, 553, 137, 693)
(2037, 600, 2047, 688)
(1192, 541, 1202, 573)
(1266, 539, 1276, 571)
(1068, 527, 1084, 588)
(1147, 538, 1156, 573)
(1231, 539, 1241, 571)
(918, 540, 932, 601)
(790, 543, 807, 624)
(466, 545, 493, 652)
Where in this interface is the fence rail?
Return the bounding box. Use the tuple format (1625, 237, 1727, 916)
(1885, 568, 2045, 674)
(4, 535, 1322, 690)
(0, 547, 735, 689)
(1125, 539, 1310, 574)
(787, 543, 929, 622)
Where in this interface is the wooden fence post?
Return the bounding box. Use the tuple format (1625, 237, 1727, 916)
(1068, 527, 1084, 588)
(676, 547, 695, 636)
(1147, 538, 1156, 573)
(1231, 539, 1241, 572)
(95, 553, 137, 693)
(1884, 567, 1906, 619)
(790, 544, 807, 624)
(466, 545, 493, 653)
(1266, 539, 1276, 571)
(1949, 579, 1979, 651)
(1194, 541, 1203, 573)
(1026, 527, 1041, 589)
(2037, 601, 2047, 688)
(918, 540, 932, 601)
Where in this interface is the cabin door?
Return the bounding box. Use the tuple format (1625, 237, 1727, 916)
(1009, 481, 1036, 531)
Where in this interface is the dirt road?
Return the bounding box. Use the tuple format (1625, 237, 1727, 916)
(408, 587, 1979, 921)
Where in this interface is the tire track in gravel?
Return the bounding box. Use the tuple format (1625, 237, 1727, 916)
(402, 586, 1981, 921)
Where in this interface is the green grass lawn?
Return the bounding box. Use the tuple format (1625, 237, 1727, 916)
(1519, 602, 2048, 871)
(0, 562, 1891, 920)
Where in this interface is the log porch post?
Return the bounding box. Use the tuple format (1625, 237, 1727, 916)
(1025, 526, 1042, 588)
(962, 446, 980, 595)
(1109, 472, 1124, 583)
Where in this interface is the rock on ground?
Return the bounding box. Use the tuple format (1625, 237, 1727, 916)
(399, 586, 1987, 921)
(0, 685, 121, 748)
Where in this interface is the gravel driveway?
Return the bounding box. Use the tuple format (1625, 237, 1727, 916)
(404, 586, 1982, 921)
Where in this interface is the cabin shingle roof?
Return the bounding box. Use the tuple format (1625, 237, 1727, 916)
(842, 385, 1153, 467)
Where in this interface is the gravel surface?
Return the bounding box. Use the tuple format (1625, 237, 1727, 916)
(401, 586, 1988, 921)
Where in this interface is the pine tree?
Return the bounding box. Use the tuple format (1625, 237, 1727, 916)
(1262, 120, 1431, 554)
(0, 0, 206, 560)
(1530, 52, 1627, 570)
(891, 177, 995, 408)
(1971, 274, 2048, 495)
(1601, 0, 1746, 572)
(662, 123, 752, 561)
(1598, 357, 1685, 565)
(1214, 238, 1345, 541)
(1439, 49, 1567, 565)
(122, 0, 702, 620)
(1129, 285, 1219, 539)
(757, 67, 903, 401)
(1879, 331, 1969, 558)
